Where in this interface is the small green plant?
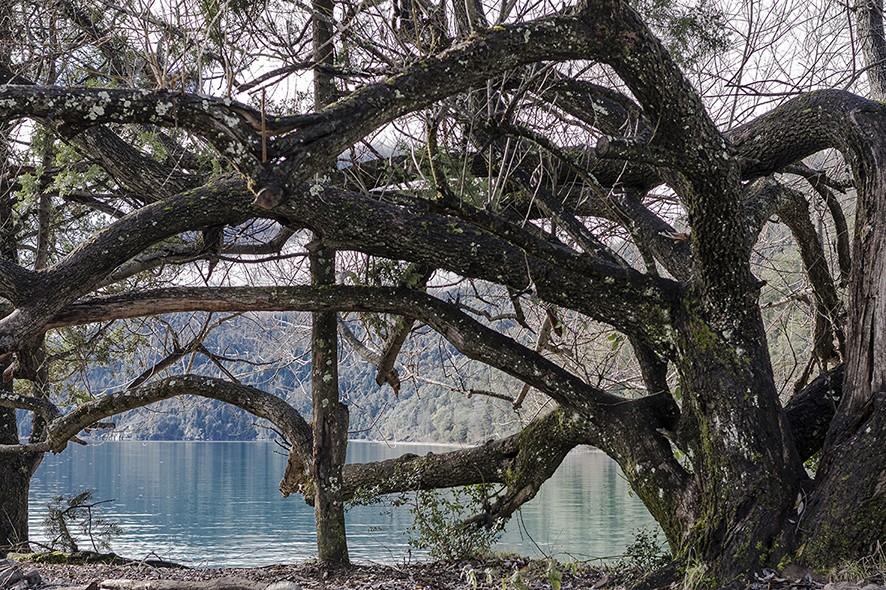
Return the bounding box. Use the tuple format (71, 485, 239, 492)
(681, 558, 711, 590)
(395, 484, 504, 560)
(43, 489, 122, 553)
(460, 564, 495, 589)
(545, 559, 563, 590)
(827, 542, 886, 584)
(503, 568, 530, 590)
(804, 450, 822, 475)
(618, 526, 670, 573)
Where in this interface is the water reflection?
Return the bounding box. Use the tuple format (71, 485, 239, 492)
(28, 441, 659, 567)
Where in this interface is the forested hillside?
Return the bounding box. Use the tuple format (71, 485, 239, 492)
(19, 309, 525, 443)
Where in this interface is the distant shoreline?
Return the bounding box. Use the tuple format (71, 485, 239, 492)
(87, 438, 477, 447)
(83, 438, 602, 453)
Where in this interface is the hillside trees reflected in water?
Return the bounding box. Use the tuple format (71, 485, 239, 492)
(29, 442, 659, 565)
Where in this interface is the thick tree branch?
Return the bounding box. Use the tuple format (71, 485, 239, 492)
(339, 407, 590, 513)
(0, 179, 259, 352)
(47, 285, 628, 412)
(538, 76, 651, 139)
(729, 90, 883, 179)
(0, 85, 264, 174)
(0, 260, 35, 304)
(20, 375, 312, 492)
(274, 186, 679, 350)
(0, 63, 201, 201)
(0, 389, 60, 423)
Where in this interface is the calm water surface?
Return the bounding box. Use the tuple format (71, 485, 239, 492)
(28, 441, 658, 567)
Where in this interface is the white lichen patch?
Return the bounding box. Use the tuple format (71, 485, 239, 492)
(87, 105, 106, 120)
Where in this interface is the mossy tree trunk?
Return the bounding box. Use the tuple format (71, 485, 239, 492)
(309, 244, 350, 565)
(797, 108, 886, 565)
(0, 409, 41, 556)
(308, 0, 349, 565)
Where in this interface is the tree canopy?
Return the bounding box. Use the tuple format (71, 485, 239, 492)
(0, 0, 884, 584)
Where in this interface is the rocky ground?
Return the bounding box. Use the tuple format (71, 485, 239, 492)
(3, 555, 885, 590)
(3, 556, 602, 590)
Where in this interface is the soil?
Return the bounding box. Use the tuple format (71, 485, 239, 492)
(11, 555, 885, 590)
(19, 556, 606, 590)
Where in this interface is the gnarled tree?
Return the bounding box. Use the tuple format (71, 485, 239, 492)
(0, 0, 882, 584)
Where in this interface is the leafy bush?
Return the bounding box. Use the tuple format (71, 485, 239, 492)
(615, 526, 670, 579)
(395, 484, 504, 560)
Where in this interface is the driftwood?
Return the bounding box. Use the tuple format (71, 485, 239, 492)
(0, 560, 42, 590)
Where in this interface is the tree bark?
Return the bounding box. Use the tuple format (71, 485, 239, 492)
(0, 70, 42, 553)
(0, 409, 40, 556)
(308, 0, 349, 564)
(799, 109, 886, 566)
(856, 0, 886, 101)
(309, 245, 349, 565)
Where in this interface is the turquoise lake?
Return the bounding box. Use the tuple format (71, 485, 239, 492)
(27, 441, 659, 567)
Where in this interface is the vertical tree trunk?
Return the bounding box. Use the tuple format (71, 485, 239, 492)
(800, 117, 886, 566)
(309, 0, 349, 566)
(309, 245, 350, 565)
(0, 409, 41, 556)
(309, 0, 349, 565)
(672, 306, 806, 581)
(856, 0, 886, 101)
(0, 410, 34, 555)
(0, 46, 42, 551)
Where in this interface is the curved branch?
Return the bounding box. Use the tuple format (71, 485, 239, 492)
(48, 375, 309, 453)
(729, 90, 883, 180)
(275, 186, 679, 351)
(0, 389, 60, 423)
(0, 85, 264, 174)
(48, 285, 626, 412)
(0, 180, 260, 353)
(787, 164, 852, 284)
(339, 407, 589, 517)
(775, 186, 846, 363)
(538, 76, 651, 139)
(31, 375, 312, 494)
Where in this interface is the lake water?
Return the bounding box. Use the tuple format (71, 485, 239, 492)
(28, 441, 659, 567)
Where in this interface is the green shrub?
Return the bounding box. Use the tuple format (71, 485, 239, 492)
(395, 484, 504, 560)
(615, 526, 670, 580)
